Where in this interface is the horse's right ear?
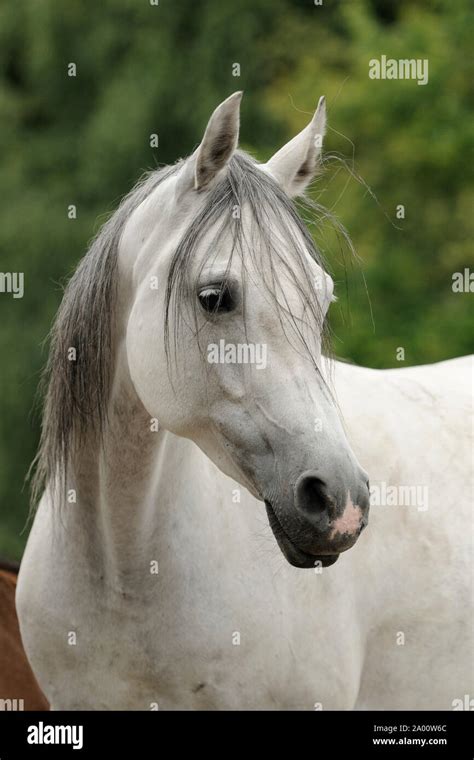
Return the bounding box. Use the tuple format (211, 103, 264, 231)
(191, 91, 243, 191)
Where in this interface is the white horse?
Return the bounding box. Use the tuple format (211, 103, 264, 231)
(17, 92, 472, 710)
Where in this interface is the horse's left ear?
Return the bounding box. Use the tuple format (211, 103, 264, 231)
(193, 91, 243, 191)
(264, 96, 326, 198)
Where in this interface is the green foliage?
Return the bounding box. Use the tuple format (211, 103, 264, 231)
(0, 0, 472, 558)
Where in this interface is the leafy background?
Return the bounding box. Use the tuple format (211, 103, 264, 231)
(0, 0, 472, 558)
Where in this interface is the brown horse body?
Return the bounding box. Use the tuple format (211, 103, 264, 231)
(0, 560, 49, 711)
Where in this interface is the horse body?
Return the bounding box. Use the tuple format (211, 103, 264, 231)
(17, 355, 472, 709)
(16, 93, 472, 710)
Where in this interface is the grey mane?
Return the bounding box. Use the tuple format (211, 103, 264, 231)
(31, 151, 335, 509)
(30, 163, 180, 507)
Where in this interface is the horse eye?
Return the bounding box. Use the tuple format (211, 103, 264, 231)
(198, 285, 235, 314)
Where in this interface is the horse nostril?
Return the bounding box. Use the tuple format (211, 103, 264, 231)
(295, 473, 332, 518)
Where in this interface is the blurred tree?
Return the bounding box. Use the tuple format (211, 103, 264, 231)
(264, 0, 474, 366)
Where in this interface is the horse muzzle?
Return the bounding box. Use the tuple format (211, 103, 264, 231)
(264, 470, 370, 568)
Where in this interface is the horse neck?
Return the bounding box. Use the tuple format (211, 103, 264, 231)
(69, 344, 172, 586)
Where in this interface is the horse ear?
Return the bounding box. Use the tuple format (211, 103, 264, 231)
(193, 91, 243, 191)
(264, 96, 326, 198)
